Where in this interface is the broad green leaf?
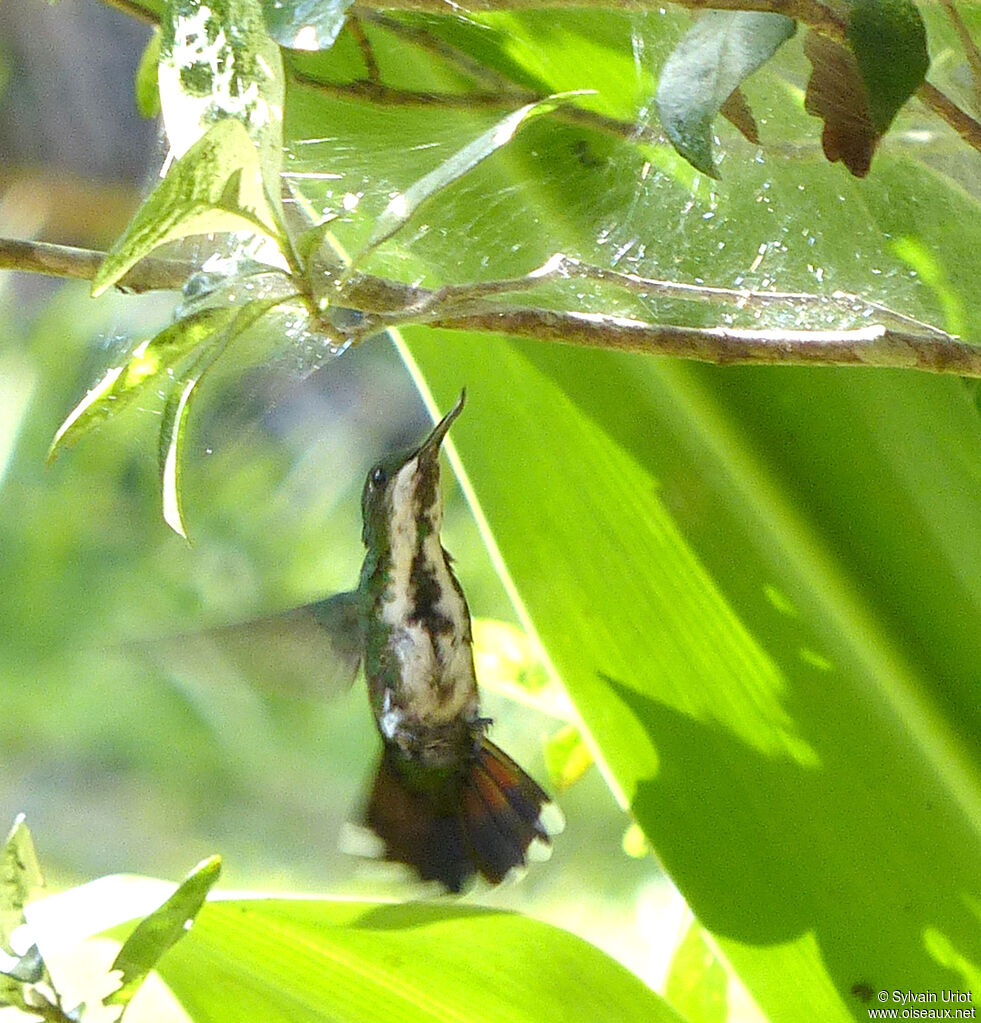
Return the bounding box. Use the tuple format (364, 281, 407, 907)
(106, 855, 221, 1011)
(154, 898, 685, 1023)
(48, 306, 240, 461)
(656, 12, 795, 177)
(353, 92, 591, 264)
(664, 920, 729, 1023)
(92, 119, 286, 297)
(402, 330, 981, 1021)
(158, 296, 287, 537)
(847, 0, 929, 134)
(261, 0, 353, 51)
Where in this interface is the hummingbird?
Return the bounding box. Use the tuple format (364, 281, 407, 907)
(152, 390, 559, 891)
(349, 389, 559, 892)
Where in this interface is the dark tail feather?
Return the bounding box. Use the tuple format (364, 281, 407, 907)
(362, 738, 560, 892)
(362, 749, 472, 892)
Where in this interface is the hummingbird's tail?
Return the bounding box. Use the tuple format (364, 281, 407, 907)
(361, 738, 561, 892)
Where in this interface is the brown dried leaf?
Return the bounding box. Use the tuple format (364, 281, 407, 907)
(803, 30, 878, 177)
(720, 87, 759, 145)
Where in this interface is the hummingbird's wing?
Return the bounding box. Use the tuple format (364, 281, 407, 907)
(135, 590, 365, 699)
(306, 590, 366, 691)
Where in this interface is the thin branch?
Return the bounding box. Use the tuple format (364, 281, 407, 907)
(917, 81, 981, 154)
(5, 237, 978, 378)
(385, 253, 950, 339)
(0, 238, 190, 293)
(938, 0, 981, 114)
(422, 306, 981, 376)
(335, 262, 978, 376)
(288, 69, 525, 109)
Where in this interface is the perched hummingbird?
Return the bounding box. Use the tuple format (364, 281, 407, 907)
(350, 389, 559, 891)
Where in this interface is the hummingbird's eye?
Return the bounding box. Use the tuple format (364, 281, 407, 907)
(370, 466, 387, 488)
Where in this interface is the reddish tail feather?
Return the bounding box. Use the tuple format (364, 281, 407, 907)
(363, 737, 560, 892)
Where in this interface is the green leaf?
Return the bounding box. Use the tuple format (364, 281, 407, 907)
(154, 898, 684, 1023)
(847, 0, 929, 134)
(92, 119, 286, 297)
(402, 329, 981, 1021)
(354, 92, 591, 264)
(135, 28, 162, 118)
(261, 0, 353, 51)
(0, 817, 42, 953)
(106, 855, 222, 1011)
(0, 817, 55, 1013)
(664, 920, 729, 1023)
(158, 296, 287, 537)
(159, 0, 286, 227)
(656, 11, 795, 176)
(48, 306, 240, 461)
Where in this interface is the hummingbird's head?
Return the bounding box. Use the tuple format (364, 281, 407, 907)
(361, 390, 466, 551)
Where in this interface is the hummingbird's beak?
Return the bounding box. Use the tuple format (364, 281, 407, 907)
(415, 389, 466, 462)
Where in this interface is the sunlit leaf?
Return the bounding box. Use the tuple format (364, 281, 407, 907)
(656, 11, 795, 176)
(160, 0, 286, 223)
(154, 898, 684, 1023)
(664, 919, 729, 1023)
(48, 306, 240, 462)
(92, 119, 287, 297)
(105, 855, 222, 1011)
(404, 325, 981, 1021)
(135, 27, 162, 119)
(0, 817, 54, 1013)
(261, 0, 353, 51)
(158, 295, 288, 537)
(354, 92, 592, 263)
(0, 817, 42, 949)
